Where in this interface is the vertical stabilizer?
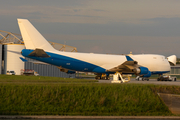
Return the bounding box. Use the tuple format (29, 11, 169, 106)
(17, 19, 55, 51)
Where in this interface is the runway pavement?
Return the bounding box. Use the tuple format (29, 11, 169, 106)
(98, 78, 180, 86)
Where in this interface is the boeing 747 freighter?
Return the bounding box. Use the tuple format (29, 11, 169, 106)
(18, 19, 176, 83)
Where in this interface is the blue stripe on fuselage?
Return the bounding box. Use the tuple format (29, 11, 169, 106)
(21, 49, 170, 75)
(21, 49, 108, 73)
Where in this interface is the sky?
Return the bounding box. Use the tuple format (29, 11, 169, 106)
(1, 0, 180, 57)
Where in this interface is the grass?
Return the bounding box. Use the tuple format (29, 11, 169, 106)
(0, 75, 178, 116)
(0, 75, 98, 85)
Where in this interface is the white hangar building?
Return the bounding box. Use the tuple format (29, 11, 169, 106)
(0, 30, 77, 77)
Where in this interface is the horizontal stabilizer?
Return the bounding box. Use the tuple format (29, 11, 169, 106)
(28, 49, 50, 58)
(20, 57, 28, 62)
(20, 57, 50, 65)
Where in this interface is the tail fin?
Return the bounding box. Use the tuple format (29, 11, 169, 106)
(17, 19, 55, 51)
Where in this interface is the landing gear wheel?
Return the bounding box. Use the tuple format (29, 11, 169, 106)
(105, 76, 110, 80)
(95, 75, 101, 80)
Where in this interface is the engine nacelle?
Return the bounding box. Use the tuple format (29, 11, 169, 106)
(143, 71, 151, 77)
(133, 67, 151, 77)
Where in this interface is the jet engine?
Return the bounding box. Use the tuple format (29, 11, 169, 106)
(133, 67, 151, 77)
(143, 71, 151, 77)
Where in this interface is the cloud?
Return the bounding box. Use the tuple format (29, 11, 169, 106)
(0, 5, 108, 24)
(88, 46, 104, 53)
(1, 0, 180, 57)
(1, 0, 180, 24)
(42, 33, 180, 56)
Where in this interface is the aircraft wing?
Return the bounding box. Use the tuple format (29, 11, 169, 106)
(107, 56, 140, 73)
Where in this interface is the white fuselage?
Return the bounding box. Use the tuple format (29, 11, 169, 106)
(46, 49, 170, 73)
(18, 19, 171, 76)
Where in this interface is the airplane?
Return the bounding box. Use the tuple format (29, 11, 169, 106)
(17, 19, 177, 83)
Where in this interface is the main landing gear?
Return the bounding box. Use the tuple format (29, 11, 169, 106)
(95, 72, 131, 83)
(95, 74, 110, 80)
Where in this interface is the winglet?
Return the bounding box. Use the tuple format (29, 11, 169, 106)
(126, 56, 134, 61)
(20, 57, 28, 62)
